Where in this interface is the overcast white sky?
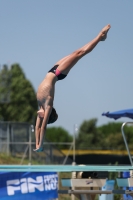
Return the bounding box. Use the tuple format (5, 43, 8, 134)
(0, 1, 133, 134)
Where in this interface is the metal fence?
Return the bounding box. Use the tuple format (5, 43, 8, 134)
(0, 121, 72, 165)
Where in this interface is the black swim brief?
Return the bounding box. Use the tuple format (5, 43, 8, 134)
(48, 65, 67, 80)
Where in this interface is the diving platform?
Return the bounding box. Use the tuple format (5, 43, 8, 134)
(0, 165, 133, 172)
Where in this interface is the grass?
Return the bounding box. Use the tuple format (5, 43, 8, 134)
(0, 153, 39, 165)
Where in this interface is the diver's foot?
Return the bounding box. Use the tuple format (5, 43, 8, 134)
(99, 24, 111, 41)
(33, 146, 44, 152)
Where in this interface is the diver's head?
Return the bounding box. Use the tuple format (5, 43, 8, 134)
(48, 107, 58, 124)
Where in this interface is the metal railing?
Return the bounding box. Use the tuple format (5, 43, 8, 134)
(0, 121, 72, 165)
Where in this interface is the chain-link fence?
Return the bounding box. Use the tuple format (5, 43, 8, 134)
(0, 121, 72, 165)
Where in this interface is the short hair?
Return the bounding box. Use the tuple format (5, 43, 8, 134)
(48, 107, 58, 124)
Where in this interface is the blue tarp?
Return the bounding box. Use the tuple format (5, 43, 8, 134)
(0, 171, 58, 200)
(102, 108, 133, 120)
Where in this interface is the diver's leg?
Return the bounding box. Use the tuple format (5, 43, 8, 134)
(56, 24, 111, 74)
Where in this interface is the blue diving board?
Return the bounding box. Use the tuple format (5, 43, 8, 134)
(0, 165, 133, 172)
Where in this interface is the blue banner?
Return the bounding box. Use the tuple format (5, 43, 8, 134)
(0, 171, 58, 200)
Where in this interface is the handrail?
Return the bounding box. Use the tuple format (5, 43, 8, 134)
(121, 122, 133, 166)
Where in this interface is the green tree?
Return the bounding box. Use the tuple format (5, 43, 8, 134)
(0, 63, 38, 123)
(75, 119, 133, 150)
(76, 118, 103, 149)
(98, 122, 133, 150)
(46, 127, 73, 149)
(98, 122, 122, 135)
(0, 64, 11, 104)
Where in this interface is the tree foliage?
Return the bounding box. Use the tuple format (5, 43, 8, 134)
(98, 122, 133, 150)
(0, 64, 11, 104)
(46, 127, 73, 149)
(0, 63, 38, 123)
(76, 119, 133, 150)
(76, 118, 103, 149)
